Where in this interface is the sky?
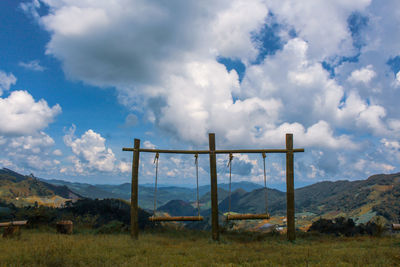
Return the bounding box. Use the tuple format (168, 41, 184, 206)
(1, 0, 400, 190)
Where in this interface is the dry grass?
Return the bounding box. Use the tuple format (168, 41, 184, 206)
(0, 229, 399, 266)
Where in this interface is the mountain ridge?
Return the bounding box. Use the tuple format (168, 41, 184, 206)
(0, 168, 81, 207)
(2, 168, 400, 223)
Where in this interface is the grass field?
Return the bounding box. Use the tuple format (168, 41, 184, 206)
(1, 229, 399, 266)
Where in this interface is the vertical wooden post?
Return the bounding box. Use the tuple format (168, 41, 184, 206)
(131, 138, 140, 239)
(286, 133, 295, 241)
(209, 133, 219, 241)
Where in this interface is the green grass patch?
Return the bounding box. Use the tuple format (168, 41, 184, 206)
(0, 230, 399, 266)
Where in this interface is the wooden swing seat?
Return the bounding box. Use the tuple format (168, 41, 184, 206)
(0, 220, 28, 227)
(149, 216, 204, 222)
(226, 213, 270, 220)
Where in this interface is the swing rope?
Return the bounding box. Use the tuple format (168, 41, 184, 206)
(228, 153, 233, 216)
(153, 152, 159, 217)
(262, 152, 268, 215)
(195, 154, 200, 217)
(227, 152, 269, 219)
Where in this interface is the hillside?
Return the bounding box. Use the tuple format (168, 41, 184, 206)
(157, 199, 199, 216)
(293, 173, 400, 223)
(211, 173, 400, 224)
(0, 168, 80, 207)
(2, 167, 400, 225)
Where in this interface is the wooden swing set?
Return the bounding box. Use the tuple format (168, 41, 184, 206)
(123, 133, 304, 241)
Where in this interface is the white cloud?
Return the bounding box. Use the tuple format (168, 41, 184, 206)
(25, 155, 54, 170)
(381, 138, 400, 150)
(34, 1, 368, 150)
(348, 65, 376, 84)
(42, 6, 110, 36)
(264, 0, 371, 60)
(28, 0, 400, 181)
(8, 132, 55, 154)
(143, 140, 156, 149)
(0, 132, 59, 173)
(0, 71, 61, 174)
(0, 71, 17, 96)
(396, 71, 400, 87)
(63, 125, 116, 173)
(19, 60, 45, 72)
(20, 0, 40, 20)
(354, 158, 395, 173)
(118, 161, 130, 173)
(53, 149, 63, 156)
(211, 0, 269, 61)
(0, 90, 61, 136)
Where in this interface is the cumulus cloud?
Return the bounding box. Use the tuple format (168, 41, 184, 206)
(0, 71, 61, 173)
(0, 90, 61, 136)
(19, 60, 45, 72)
(8, 132, 55, 154)
(63, 125, 116, 173)
(32, 1, 368, 148)
(26, 0, 400, 180)
(264, 0, 371, 60)
(0, 71, 17, 96)
(118, 161, 131, 173)
(230, 154, 257, 176)
(354, 158, 395, 173)
(348, 65, 376, 84)
(396, 71, 400, 86)
(53, 149, 62, 156)
(0, 132, 58, 172)
(143, 140, 156, 149)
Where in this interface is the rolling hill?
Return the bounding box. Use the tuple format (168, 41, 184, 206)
(0, 168, 80, 207)
(2, 167, 400, 225)
(209, 172, 400, 224)
(40, 176, 262, 210)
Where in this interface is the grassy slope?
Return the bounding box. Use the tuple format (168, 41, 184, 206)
(0, 230, 399, 266)
(0, 169, 80, 207)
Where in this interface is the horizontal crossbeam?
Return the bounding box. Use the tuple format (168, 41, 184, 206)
(226, 214, 270, 220)
(122, 148, 304, 154)
(148, 216, 204, 222)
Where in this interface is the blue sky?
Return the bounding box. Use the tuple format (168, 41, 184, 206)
(1, 0, 400, 190)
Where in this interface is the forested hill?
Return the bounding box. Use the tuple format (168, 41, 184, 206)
(0, 168, 80, 207)
(295, 172, 400, 222)
(215, 172, 400, 223)
(1, 167, 400, 223)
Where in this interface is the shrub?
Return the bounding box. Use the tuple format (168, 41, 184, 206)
(308, 217, 386, 237)
(95, 220, 127, 234)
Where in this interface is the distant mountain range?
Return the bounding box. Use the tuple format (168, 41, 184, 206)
(155, 173, 400, 225)
(1, 168, 399, 224)
(38, 176, 262, 210)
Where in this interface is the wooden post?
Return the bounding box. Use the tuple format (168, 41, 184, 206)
(131, 139, 140, 239)
(209, 133, 219, 241)
(286, 133, 295, 241)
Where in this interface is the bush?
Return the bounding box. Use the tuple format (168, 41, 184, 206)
(95, 220, 127, 234)
(308, 217, 386, 237)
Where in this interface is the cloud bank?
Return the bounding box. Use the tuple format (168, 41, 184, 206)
(23, 0, 400, 180)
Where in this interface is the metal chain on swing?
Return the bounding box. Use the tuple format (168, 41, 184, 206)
(228, 153, 233, 216)
(153, 152, 159, 217)
(262, 152, 268, 215)
(194, 154, 200, 217)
